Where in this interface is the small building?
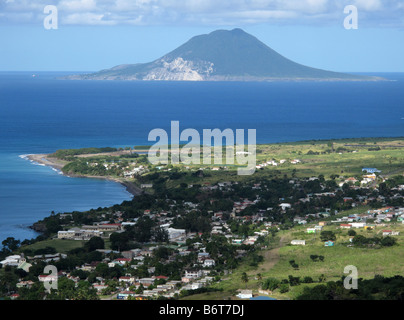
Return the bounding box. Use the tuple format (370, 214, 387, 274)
(307, 228, 316, 234)
(362, 168, 381, 174)
(141, 184, 153, 189)
(203, 259, 216, 268)
(350, 222, 366, 229)
(279, 203, 292, 210)
(324, 241, 335, 247)
(291, 240, 306, 246)
(237, 290, 253, 299)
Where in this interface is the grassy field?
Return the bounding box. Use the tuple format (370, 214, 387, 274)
(19, 239, 84, 254)
(157, 138, 404, 189)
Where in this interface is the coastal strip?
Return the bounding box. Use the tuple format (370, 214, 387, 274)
(24, 153, 143, 197)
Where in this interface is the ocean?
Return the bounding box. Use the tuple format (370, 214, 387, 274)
(0, 71, 403, 242)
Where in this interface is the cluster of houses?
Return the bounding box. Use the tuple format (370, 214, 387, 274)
(58, 223, 121, 240)
(255, 159, 299, 170)
(290, 206, 404, 248)
(331, 207, 404, 226)
(123, 165, 146, 177)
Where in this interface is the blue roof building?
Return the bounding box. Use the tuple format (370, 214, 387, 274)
(362, 168, 381, 173)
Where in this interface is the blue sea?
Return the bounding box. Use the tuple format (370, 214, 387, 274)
(0, 71, 403, 242)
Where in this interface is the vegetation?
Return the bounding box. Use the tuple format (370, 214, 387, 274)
(1, 137, 404, 301)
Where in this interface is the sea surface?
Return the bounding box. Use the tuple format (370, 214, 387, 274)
(0, 71, 403, 242)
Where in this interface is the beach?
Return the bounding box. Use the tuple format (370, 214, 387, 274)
(26, 153, 143, 197)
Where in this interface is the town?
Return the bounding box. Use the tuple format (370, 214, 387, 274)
(1, 139, 404, 300)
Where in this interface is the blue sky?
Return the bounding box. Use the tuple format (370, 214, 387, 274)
(0, 0, 403, 72)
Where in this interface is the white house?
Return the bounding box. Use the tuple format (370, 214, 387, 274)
(185, 270, 203, 279)
(166, 227, 186, 240)
(350, 222, 366, 229)
(279, 203, 292, 210)
(203, 259, 216, 268)
(237, 290, 253, 299)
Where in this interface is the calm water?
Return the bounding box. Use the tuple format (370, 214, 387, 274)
(0, 71, 403, 242)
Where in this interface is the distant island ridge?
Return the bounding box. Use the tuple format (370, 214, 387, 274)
(65, 28, 384, 82)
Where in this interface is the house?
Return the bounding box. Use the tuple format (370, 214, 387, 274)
(141, 184, 153, 189)
(350, 222, 366, 229)
(184, 270, 203, 279)
(382, 230, 400, 236)
(119, 276, 135, 284)
(138, 278, 156, 287)
(93, 284, 108, 292)
(117, 291, 136, 300)
(362, 168, 381, 173)
(237, 290, 253, 299)
(113, 258, 131, 266)
(165, 227, 186, 240)
(0, 255, 22, 267)
(16, 281, 34, 289)
(38, 274, 59, 283)
(291, 240, 306, 246)
(10, 294, 20, 300)
(340, 224, 352, 229)
(279, 203, 292, 210)
(203, 259, 216, 268)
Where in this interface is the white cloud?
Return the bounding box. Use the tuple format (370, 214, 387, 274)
(0, 0, 403, 27)
(353, 0, 382, 11)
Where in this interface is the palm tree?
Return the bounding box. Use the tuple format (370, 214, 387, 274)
(257, 273, 263, 288)
(241, 272, 249, 289)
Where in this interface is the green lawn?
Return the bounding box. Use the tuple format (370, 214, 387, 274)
(19, 239, 84, 254)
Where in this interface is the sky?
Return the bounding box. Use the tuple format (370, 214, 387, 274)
(0, 0, 403, 72)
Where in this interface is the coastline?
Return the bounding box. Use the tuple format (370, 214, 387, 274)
(25, 153, 143, 197)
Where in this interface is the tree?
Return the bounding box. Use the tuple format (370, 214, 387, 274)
(154, 227, 169, 243)
(2, 237, 20, 252)
(279, 283, 289, 293)
(262, 278, 280, 291)
(84, 236, 105, 252)
(320, 231, 336, 242)
(380, 236, 396, 247)
(241, 272, 249, 289)
(109, 232, 130, 251)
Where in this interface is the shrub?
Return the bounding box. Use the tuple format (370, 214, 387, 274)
(279, 283, 289, 293)
(261, 278, 280, 291)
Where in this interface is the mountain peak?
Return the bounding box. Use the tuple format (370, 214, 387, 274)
(68, 29, 382, 82)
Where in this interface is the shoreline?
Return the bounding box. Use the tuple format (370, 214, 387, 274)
(24, 154, 143, 197)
